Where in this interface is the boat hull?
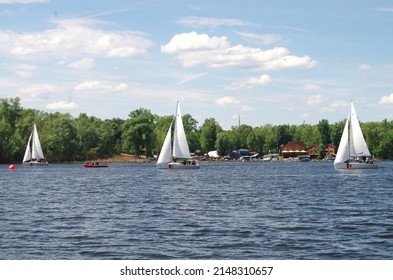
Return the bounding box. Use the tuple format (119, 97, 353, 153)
(83, 164, 108, 168)
(23, 160, 49, 166)
(334, 162, 378, 169)
(156, 162, 169, 169)
(168, 162, 200, 169)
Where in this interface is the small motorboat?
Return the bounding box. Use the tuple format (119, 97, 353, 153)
(83, 162, 109, 168)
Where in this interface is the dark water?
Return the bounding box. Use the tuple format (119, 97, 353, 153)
(1, 161, 393, 260)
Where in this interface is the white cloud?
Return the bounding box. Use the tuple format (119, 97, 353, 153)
(161, 32, 317, 70)
(262, 55, 317, 70)
(75, 80, 128, 92)
(177, 16, 249, 28)
(0, 18, 152, 60)
(0, 78, 17, 88)
(235, 31, 283, 45)
(176, 73, 206, 85)
(226, 74, 271, 90)
(68, 58, 95, 70)
(375, 7, 393, 12)
(307, 95, 325, 106)
(19, 83, 58, 95)
(320, 100, 348, 112)
(359, 64, 371, 70)
(379, 93, 393, 105)
(10, 63, 38, 77)
(303, 83, 320, 90)
(17, 83, 59, 100)
(241, 105, 254, 112)
(215, 96, 241, 106)
(161, 32, 229, 54)
(46, 101, 79, 110)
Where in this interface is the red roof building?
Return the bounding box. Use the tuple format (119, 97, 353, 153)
(280, 141, 307, 158)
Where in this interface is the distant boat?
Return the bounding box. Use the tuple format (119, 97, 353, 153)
(157, 102, 200, 169)
(334, 102, 377, 169)
(22, 123, 48, 166)
(84, 162, 109, 168)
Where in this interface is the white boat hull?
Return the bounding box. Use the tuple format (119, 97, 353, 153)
(23, 160, 49, 166)
(168, 162, 200, 169)
(334, 162, 377, 169)
(156, 162, 169, 169)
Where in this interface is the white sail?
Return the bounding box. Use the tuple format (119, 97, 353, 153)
(349, 102, 371, 157)
(334, 102, 376, 169)
(22, 133, 33, 163)
(23, 123, 48, 165)
(32, 123, 45, 160)
(156, 123, 172, 168)
(173, 102, 191, 159)
(334, 113, 350, 164)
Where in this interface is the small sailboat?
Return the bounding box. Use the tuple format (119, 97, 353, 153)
(157, 102, 200, 169)
(22, 123, 48, 165)
(334, 102, 377, 169)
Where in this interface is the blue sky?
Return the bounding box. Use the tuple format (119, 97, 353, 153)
(1, 0, 393, 128)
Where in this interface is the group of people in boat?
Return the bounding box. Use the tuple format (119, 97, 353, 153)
(173, 157, 197, 165)
(346, 156, 374, 164)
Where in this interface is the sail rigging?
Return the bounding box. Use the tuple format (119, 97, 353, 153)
(334, 102, 376, 169)
(22, 123, 48, 165)
(156, 102, 199, 169)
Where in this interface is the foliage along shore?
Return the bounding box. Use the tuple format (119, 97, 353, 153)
(1, 97, 393, 164)
(92, 154, 150, 163)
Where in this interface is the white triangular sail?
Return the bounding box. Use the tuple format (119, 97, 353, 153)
(349, 102, 371, 157)
(334, 102, 376, 169)
(31, 123, 45, 160)
(173, 102, 191, 159)
(23, 123, 47, 164)
(22, 133, 33, 163)
(334, 113, 350, 164)
(156, 123, 172, 168)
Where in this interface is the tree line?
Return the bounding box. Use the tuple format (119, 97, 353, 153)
(1, 97, 393, 163)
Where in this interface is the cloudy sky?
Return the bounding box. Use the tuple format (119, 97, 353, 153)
(1, 0, 393, 127)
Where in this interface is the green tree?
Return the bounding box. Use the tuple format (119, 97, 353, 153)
(122, 108, 155, 157)
(104, 118, 124, 155)
(275, 124, 293, 148)
(233, 124, 253, 149)
(0, 97, 22, 128)
(0, 98, 23, 162)
(44, 113, 78, 162)
(200, 118, 222, 152)
(216, 130, 236, 156)
(74, 113, 101, 160)
(248, 127, 266, 153)
(330, 120, 346, 148)
(318, 119, 331, 145)
(377, 129, 393, 159)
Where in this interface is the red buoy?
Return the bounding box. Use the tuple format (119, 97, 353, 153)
(9, 164, 15, 170)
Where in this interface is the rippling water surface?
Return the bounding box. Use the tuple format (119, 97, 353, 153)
(1, 161, 392, 259)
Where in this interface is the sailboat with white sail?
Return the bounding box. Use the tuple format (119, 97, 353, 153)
(334, 102, 377, 169)
(22, 123, 49, 165)
(157, 102, 200, 169)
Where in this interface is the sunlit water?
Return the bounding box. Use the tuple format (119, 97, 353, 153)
(1, 161, 392, 259)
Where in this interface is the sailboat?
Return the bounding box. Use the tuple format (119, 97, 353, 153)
(157, 102, 200, 169)
(334, 102, 377, 169)
(22, 123, 49, 165)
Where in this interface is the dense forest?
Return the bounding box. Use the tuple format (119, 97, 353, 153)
(1, 97, 393, 163)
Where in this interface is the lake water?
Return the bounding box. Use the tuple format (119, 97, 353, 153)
(1, 161, 392, 260)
